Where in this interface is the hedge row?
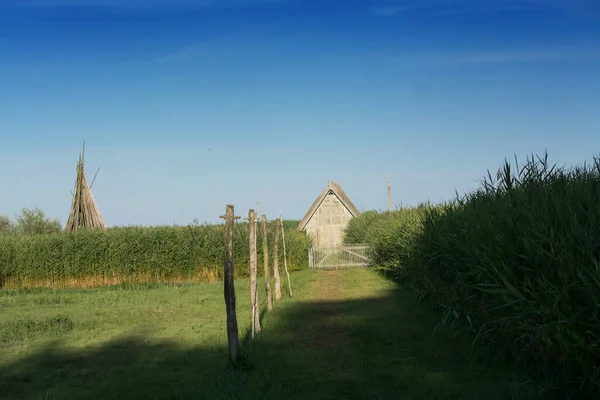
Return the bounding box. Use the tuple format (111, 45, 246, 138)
(0, 221, 311, 288)
(344, 153, 600, 399)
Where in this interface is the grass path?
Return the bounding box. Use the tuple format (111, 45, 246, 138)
(0, 269, 542, 399)
(268, 269, 543, 400)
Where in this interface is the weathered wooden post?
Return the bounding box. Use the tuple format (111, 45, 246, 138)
(219, 205, 241, 365)
(245, 209, 261, 337)
(273, 218, 282, 300)
(280, 217, 293, 298)
(261, 215, 273, 311)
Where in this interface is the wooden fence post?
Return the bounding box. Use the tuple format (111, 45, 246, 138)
(261, 215, 273, 311)
(280, 218, 293, 298)
(273, 218, 282, 301)
(219, 205, 241, 366)
(245, 209, 261, 337)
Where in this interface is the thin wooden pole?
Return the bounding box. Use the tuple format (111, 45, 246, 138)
(245, 209, 261, 337)
(279, 216, 293, 298)
(219, 205, 241, 366)
(261, 215, 273, 311)
(273, 218, 282, 301)
(255, 202, 260, 227)
(388, 173, 392, 212)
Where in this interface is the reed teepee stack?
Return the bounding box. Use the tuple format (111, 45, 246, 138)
(65, 142, 107, 232)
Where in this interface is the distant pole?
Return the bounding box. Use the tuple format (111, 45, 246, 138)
(219, 205, 241, 366)
(256, 202, 260, 225)
(388, 173, 392, 212)
(261, 215, 273, 311)
(273, 218, 282, 301)
(245, 209, 261, 337)
(255, 202, 260, 249)
(279, 211, 293, 298)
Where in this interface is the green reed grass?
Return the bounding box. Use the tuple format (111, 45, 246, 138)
(344, 152, 600, 399)
(344, 205, 429, 276)
(0, 222, 310, 289)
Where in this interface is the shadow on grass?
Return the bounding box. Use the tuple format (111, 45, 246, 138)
(0, 287, 544, 400)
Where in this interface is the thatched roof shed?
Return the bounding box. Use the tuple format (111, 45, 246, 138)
(65, 143, 107, 232)
(297, 180, 360, 247)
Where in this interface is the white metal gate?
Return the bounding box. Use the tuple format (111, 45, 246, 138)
(308, 244, 372, 270)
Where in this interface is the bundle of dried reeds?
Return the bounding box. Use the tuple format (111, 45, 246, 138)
(65, 143, 107, 232)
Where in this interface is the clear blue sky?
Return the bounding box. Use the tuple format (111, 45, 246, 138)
(1, 0, 599, 226)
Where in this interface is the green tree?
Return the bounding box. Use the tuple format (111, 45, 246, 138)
(15, 207, 62, 235)
(0, 215, 15, 234)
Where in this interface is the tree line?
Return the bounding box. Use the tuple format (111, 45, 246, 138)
(0, 207, 62, 235)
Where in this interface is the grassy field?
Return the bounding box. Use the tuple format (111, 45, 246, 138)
(1, 268, 543, 400)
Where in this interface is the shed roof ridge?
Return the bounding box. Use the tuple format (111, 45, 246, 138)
(297, 180, 361, 231)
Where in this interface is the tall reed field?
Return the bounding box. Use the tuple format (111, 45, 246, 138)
(0, 220, 310, 289)
(344, 205, 429, 276)
(344, 153, 600, 399)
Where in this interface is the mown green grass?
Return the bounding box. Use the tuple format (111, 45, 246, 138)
(0, 269, 542, 400)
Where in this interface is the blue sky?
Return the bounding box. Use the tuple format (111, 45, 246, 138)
(1, 0, 599, 226)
